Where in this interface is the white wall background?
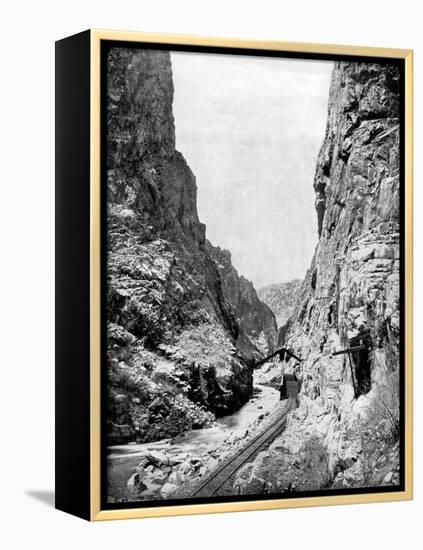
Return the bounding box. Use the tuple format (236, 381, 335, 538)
(0, 1, 420, 548)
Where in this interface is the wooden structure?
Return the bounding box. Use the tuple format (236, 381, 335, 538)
(279, 374, 299, 400)
(332, 333, 373, 398)
(255, 346, 302, 368)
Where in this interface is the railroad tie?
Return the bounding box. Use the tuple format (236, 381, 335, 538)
(190, 398, 296, 498)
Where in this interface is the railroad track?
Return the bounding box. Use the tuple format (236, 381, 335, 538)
(190, 397, 296, 498)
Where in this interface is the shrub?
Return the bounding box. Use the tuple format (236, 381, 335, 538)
(297, 435, 332, 488)
(366, 371, 400, 444)
(358, 370, 400, 485)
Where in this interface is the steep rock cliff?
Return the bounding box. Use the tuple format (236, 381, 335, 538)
(235, 61, 401, 493)
(106, 48, 277, 444)
(258, 279, 302, 328)
(206, 242, 278, 357)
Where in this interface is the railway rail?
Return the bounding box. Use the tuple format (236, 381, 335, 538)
(190, 395, 297, 498)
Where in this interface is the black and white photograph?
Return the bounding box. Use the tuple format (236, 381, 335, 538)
(104, 44, 404, 506)
(2, 0, 421, 542)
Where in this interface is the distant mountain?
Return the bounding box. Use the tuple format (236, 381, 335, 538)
(257, 280, 302, 328)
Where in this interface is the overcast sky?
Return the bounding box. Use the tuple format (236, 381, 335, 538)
(171, 51, 333, 289)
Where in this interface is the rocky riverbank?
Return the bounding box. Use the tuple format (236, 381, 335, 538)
(107, 374, 280, 503)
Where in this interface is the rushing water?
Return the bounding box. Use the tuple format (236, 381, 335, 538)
(107, 377, 279, 501)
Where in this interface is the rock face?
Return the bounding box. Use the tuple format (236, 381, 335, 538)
(207, 243, 278, 356)
(235, 61, 401, 493)
(257, 279, 302, 328)
(106, 48, 277, 444)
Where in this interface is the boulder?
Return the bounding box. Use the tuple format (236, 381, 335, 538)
(160, 482, 178, 498)
(382, 471, 394, 484)
(145, 450, 170, 467)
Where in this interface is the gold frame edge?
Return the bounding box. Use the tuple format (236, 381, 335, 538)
(89, 30, 413, 521)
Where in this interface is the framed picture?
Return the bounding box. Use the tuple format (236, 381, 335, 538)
(55, 30, 413, 521)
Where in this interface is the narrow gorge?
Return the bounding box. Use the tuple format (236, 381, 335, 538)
(105, 49, 402, 503)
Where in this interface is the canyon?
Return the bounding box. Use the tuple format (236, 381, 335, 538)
(106, 49, 401, 502)
(258, 279, 302, 329)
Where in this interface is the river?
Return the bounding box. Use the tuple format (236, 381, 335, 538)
(107, 376, 280, 501)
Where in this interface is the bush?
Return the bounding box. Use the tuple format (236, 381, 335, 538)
(297, 435, 332, 488)
(385, 327, 400, 373)
(365, 371, 400, 444)
(358, 370, 400, 485)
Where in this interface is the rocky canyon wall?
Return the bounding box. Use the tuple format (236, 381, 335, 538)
(236, 61, 402, 493)
(106, 48, 277, 444)
(206, 242, 278, 357)
(258, 279, 302, 328)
